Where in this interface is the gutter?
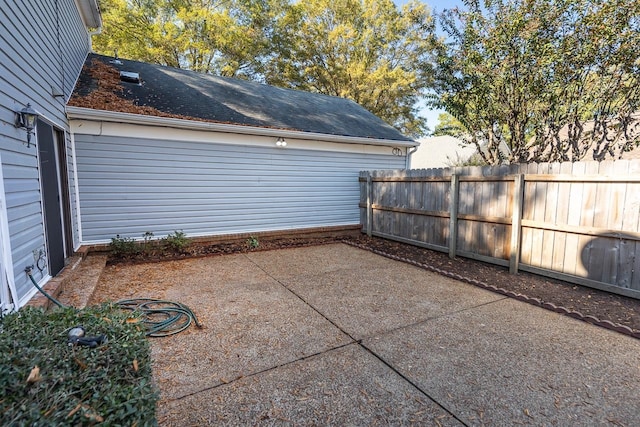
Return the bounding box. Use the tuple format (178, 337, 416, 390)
(406, 145, 419, 169)
(75, 0, 102, 30)
(65, 106, 418, 148)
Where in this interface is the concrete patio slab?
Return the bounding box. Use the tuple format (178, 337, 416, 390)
(364, 297, 640, 426)
(158, 344, 462, 426)
(88, 242, 640, 425)
(256, 257, 504, 340)
(245, 243, 396, 280)
(91, 254, 351, 400)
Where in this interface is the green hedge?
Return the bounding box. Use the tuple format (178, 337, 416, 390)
(0, 304, 157, 425)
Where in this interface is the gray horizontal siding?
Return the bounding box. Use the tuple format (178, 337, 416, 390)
(75, 135, 405, 241)
(1, 0, 90, 305)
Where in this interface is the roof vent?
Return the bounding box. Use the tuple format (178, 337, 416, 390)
(110, 49, 123, 65)
(120, 71, 141, 84)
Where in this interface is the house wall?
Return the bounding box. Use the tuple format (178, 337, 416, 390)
(0, 0, 91, 307)
(72, 122, 406, 243)
(410, 136, 477, 169)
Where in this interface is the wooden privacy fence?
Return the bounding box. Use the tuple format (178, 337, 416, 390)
(359, 160, 640, 300)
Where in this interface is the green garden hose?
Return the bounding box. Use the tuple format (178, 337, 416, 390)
(26, 267, 200, 337)
(114, 298, 203, 337)
(26, 267, 64, 308)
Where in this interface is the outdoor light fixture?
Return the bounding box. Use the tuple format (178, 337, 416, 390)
(15, 103, 39, 148)
(276, 137, 287, 148)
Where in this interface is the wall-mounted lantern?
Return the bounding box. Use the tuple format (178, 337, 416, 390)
(14, 103, 39, 148)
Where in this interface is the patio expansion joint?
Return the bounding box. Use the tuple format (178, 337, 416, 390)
(164, 341, 358, 403)
(358, 341, 470, 427)
(357, 296, 509, 344)
(163, 253, 366, 404)
(243, 254, 474, 426)
(243, 254, 362, 343)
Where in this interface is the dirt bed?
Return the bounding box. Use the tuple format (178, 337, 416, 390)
(98, 234, 640, 335)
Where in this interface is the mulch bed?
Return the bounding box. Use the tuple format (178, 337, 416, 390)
(107, 234, 640, 338)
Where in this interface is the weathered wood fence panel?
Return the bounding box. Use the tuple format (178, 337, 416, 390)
(359, 160, 640, 299)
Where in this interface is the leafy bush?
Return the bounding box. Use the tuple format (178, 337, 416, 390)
(247, 236, 259, 249)
(162, 230, 190, 253)
(0, 305, 157, 425)
(109, 234, 139, 257)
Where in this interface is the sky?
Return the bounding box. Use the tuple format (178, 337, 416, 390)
(393, 0, 464, 14)
(392, 0, 465, 134)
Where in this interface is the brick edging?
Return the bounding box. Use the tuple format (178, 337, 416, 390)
(343, 240, 640, 340)
(26, 256, 83, 309)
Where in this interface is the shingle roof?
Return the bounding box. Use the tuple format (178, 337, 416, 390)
(70, 53, 412, 142)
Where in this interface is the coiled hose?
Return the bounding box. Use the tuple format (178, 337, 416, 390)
(115, 298, 202, 337)
(26, 269, 201, 337)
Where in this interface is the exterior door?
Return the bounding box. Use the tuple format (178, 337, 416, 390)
(37, 120, 70, 276)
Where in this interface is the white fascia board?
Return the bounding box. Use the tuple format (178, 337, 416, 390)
(71, 120, 400, 156)
(65, 106, 418, 148)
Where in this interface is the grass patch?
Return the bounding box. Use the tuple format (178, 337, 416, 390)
(0, 304, 157, 425)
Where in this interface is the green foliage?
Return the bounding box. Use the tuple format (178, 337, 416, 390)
(264, 0, 436, 137)
(431, 112, 468, 138)
(0, 305, 157, 425)
(444, 152, 488, 167)
(162, 230, 191, 252)
(431, 0, 640, 164)
(94, 0, 287, 78)
(93, 0, 436, 137)
(110, 234, 139, 257)
(111, 231, 193, 257)
(247, 236, 259, 249)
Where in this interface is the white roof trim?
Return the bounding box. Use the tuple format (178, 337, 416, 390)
(74, 0, 102, 29)
(65, 106, 418, 148)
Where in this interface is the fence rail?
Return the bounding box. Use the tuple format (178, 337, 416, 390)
(359, 160, 640, 299)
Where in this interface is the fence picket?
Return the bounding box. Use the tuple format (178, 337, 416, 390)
(580, 162, 601, 278)
(449, 174, 459, 258)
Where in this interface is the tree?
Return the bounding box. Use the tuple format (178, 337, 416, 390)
(431, 0, 640, 164)
(93, 0, 287, 78)
(431, 112, 467, 137)
(262, 0, 437, 137)
(93, 0, 436, 136)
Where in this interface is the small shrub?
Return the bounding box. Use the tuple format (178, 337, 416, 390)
(0, 304, 157, 425)
(142, 231, 156, 255)
(162, 230, 191, 253)
(247, 236, 259, 249)
(109, 234, 139, 257)
(444, 152, 488, 167)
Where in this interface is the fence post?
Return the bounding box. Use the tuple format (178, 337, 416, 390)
(366, 172, 372, 237)
(509, 174, 524, 274)
(449, 174, 459, 259)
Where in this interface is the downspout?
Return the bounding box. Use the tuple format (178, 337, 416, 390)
(87, 26, 102, 51)
(406, 145, 418, 169)
(80, 0, 103, 51)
